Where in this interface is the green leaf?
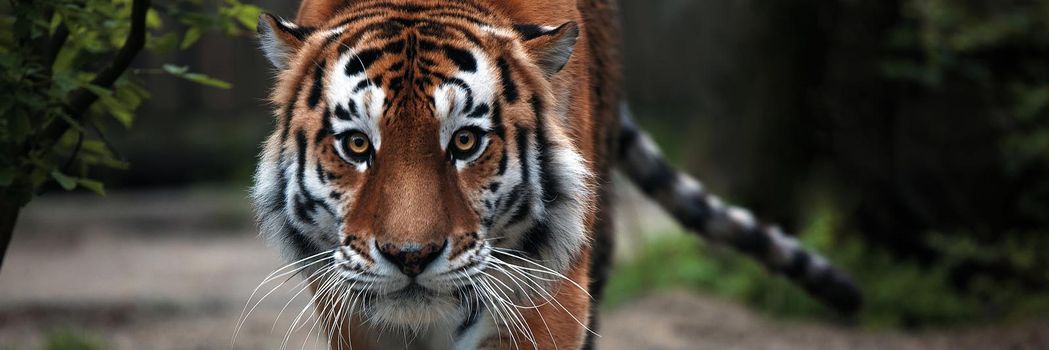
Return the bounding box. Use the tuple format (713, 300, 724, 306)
(181, 72, 232, 89)
(181, 27, 202, 50)
(82, 84, 113, 98)
(83, 83, 135, 128)
(163, 64, 232, 89)
(149, 32, 181, 51)
(50, 170, 77, 191)
(77, 178, 105, 195)
(162, 64, 189, 75)
(225, 1, 263, 30)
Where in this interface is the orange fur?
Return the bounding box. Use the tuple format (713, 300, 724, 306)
(263, 1, 622, 348)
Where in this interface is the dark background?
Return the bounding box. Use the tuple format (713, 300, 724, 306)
(6, 0, 1048, 347)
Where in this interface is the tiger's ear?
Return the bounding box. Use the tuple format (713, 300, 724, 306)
(257, 13, 314, 70)
(514, 22, 579, 77)
(296, 0, 349, 27)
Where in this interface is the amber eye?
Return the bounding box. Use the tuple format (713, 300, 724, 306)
(347, 132, 371, 155)
(449, 128, 484, 160)
(454, 129, 477, 151)
(338, 131, 373, 163)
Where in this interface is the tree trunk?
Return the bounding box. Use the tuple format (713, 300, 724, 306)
(0, 198, 21, 273)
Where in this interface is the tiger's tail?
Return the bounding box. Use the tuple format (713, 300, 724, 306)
(615, 103, 862, 315)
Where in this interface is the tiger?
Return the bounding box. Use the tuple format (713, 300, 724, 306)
(248, 0, 861, 349)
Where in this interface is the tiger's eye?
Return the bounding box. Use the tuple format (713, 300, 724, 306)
(347, 132, 371, 155)
(453, 129, 477, 152)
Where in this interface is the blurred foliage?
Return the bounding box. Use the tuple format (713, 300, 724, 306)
(609, 0, 1049, 329)
(44, 330, 105, 350)
(0, 0, 260, 207)
(872, 0, 1049, 302)
(605, 194, 1049, 329)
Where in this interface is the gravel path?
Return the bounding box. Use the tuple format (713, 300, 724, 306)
(1, 191, 1046, 349)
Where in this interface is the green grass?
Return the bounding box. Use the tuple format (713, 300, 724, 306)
(603, 199, 1049, 329)
(44, 330, 105, 350)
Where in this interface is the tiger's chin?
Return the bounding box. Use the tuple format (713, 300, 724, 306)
(364, 285, 462, 328)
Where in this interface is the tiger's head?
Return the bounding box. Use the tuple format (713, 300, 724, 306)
(251, 0, 592, 328)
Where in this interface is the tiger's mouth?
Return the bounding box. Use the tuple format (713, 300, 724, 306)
(365, 283, 464, 327)
(387, 283, 441, 300)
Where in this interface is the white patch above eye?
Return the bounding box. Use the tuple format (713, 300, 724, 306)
(434, 49, 498, 153)
(328, 50, 386, 158)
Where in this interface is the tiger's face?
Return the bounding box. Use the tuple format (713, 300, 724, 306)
(252, 1, 591, 328)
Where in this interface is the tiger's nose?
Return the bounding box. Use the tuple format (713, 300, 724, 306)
(376, 240, 447, 277)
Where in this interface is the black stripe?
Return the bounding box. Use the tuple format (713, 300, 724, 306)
(638, 159, 676, 196)
(293, 194, 316, 225)
(512, 24, 549, 40)
(499, 184, 526, 220)
(494, 103, 509, 176)
(294, 131, 317, 224)
(285, 224, 320, 260)
(315, 109, 333, 144)
(515, 125, 532, 189)
(617, 124, 640, 159)
(345, 49, 384, 76)
(334, 104, 353, 120)
(491, 102, 505, 139)
(272, 165, 289, 212)
(504, 125, 533, 226)
(505, 192, 532, 226)
(520, 219, 550, 258)
(675, 190, 713, 231)
(442, 78, 475, 112)
(532, 96, 562, 204)
(316, 162, 328, 185)
(330, 10, 394, 33)
(348, 100, 362, 119)
(279, 78, 306, 144)
(783, 250, 810, 279)
(443, 44, 477, 72)
(467, 103, 489, 119)
(350, 1, 491, 17)
(307, 60, 326, 108)
(293, 131, 336, 221)
(496, 58, 519, 103)
(733, 226, 773, 259)
(418, 39, 439, 51)
(382, 40, 406, 53)
(497, 147, 509, 176)
(265, 15, 314, 41)
(352, 78, 379, 93)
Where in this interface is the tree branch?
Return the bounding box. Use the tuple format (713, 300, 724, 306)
(65, 0, 151, 120)
(30, 0, 150, 164)
(46, 24, 70, 68)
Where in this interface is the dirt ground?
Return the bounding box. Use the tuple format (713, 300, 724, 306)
(1, 190, 1047, 349)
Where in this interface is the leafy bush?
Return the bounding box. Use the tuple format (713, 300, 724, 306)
(605, 194, 1049, 329)
(0, 0, 260, 266)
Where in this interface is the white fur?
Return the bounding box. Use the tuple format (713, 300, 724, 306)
(258, 20, 292, 69)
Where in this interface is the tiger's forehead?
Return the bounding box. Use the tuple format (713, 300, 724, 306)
(317, 0, 512, 51)
(286, 4, 521, 157)
(308, 4, 512, 114)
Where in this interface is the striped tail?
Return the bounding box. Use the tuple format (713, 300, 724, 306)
(616, 103, 862, 315)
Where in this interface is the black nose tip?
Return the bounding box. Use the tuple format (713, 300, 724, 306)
(377, 240, 447, 277)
